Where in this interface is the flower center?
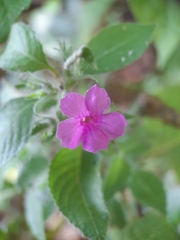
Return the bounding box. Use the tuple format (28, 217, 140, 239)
(80, 115, 99, 126)
(80, 116, 91, 125)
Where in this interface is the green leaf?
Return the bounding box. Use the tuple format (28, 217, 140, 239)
(49, 148, 108, 240)
(129, 0, 180, 69)
(0, 23, 53, 72)
(35, 97, 57, 113)
(79, 46, 95, 72)
(103, 157, 130, 200)
(120, 113, 180, 194)
(120, 212, 178, 240)
(106, 197, 126, 228)
(129, 0, 165, 24)
(106, 228, 122, 240)
(166, 187, 180, 227)
(18, 155, 49, 189)
(24, 188, 45, 240)
(78, 0, 115, 44)
(84, 23, 154, 74)
(128, 170, 166, 213)
(0, 231, 7, 240)
(123, 113, 135, 120)
(41, 188, 55, 220)
(31, 123, 50, 135)
(164, 47, 180, 83)
(81, 47, 94, 64)
(0, 98, 36, 167)
(156, 86, 180, 113)
(0, 0, 31, 43)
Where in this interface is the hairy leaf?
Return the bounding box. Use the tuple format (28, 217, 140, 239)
(18, 155, 49, 189)
(31, 123, 50, 136)
(49, 148, 108, 240)
(0, 98, 36, 167)
(0, 23, 53, 72)
(35, 97, 57, 113)
(25, 188, 45, 240)
(0, 0, 31, 43)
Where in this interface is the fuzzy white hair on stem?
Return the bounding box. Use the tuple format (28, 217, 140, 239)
(63, 46, 85, 71)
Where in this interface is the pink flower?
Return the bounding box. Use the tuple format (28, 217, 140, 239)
(56, 84, 126, 153)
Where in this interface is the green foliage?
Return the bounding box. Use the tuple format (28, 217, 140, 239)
(120, 213, 178, 240)
(49, 148, 108, 240)
(24, 188, 46, 240)
(145, 119, 180, 179)
(35, 96, 57, 113)
(166, 187, 180, 228)
(41, 188, 55, 220)
(106, 228, 122, 240)
(31, 123, 50, 135)
(84, 23, 154, 74)
(79, 0, 114, 44)
(0, 0, 32, 43)
(81, 46, 94, 64)
(18, 155, 49, 189)
(103, 157, 130, 200)
(164, 47, 180, 83)
(0, 23, 54, 72)
(0, 98, 36, 167)
(79, 46, 95, 71)
(128, 170, 166, 213)
(129, 0, 180, 69)
(157, 86, 180, 112)
(106, 197, 126, 228)
(0, 231, 7, 240)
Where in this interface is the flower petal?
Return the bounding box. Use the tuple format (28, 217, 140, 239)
(60, 92, 89, 118)
(82, 124, 109, 153)
(56, 119, 83, 149)
(85, 84, 110, 115)
(97, 112, 127, 140)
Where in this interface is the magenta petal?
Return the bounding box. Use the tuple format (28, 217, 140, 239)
(85, 84, 110, 115)
(98, 112, 127, 140)
(82, 124, 109, 153)
(56, 119, 83, 149)
(60, 92, 89, 118)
